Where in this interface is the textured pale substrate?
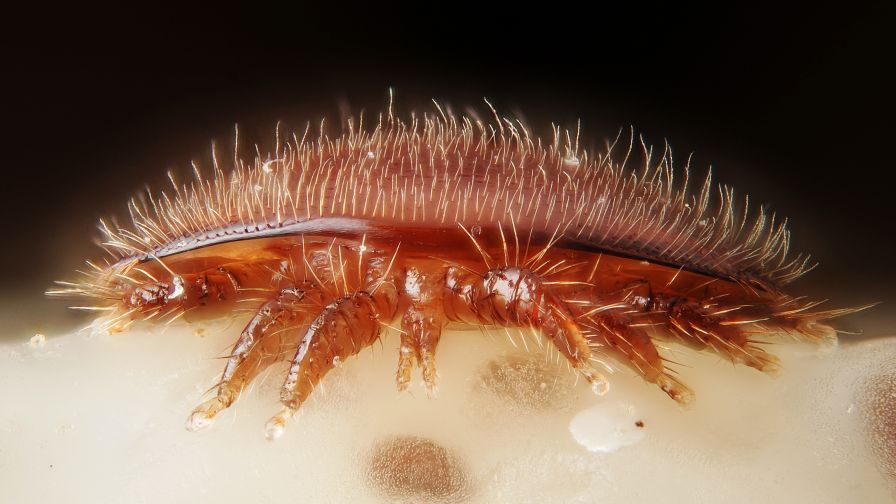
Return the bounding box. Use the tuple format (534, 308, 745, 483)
(1, 320, 893, 503)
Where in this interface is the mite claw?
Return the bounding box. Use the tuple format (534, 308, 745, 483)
(265, 408, 291, 441)
(591, 379, 611, 396)
(658, 375, 695, 406)
(578, 365, 611, 396)
(186, 395, 232, 431)
(571, 363, 611, 395)
(185, 409, 215, 432)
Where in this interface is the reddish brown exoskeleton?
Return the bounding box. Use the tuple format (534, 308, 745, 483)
(48, 99, 869, 439)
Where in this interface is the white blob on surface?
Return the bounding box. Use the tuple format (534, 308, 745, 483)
(569, 403, 645, 453)
(28, 333, 46, 348)
(0, 320, 894, 503)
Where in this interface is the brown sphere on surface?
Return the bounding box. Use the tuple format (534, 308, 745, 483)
(475, 353, 574, 412)
(860, 371, 896, 488)
(365, 435, 470, 503)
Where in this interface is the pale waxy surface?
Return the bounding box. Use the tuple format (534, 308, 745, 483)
(1, 321, 893, 503)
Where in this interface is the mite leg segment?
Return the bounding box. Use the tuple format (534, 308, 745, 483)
(397, 266, 446, 395)
(584, 312, 694, 404)
(186, 286, 311, 431)
(649, 295, 782, 375)
(122, 266, 242, 325)
(444, 266, 610, 395)
(265, 291, 388, 439)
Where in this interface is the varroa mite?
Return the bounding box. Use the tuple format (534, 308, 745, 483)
(49, 99, 869, 439)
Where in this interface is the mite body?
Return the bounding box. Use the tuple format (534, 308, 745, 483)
(49, 101, 863, 438)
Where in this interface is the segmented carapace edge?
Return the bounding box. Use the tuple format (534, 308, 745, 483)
(48, 98, 871, 439)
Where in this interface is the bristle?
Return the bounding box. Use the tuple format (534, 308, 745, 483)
(81, 101, 805, 289)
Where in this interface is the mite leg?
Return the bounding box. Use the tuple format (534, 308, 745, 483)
(265, 292, 385, 440)
(186, 286, 311, 431)
(400, 308, 444, 395)
(444, 266, 610, 395)
(397, 266, 446, 395)
(585, 312, 694, 404)
(659, 298, 782, 375)
(395, 328, 416, 392)
(120, 265, 243, 322)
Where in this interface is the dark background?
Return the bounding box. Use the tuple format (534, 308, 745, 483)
(1, 4, 894, 339)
